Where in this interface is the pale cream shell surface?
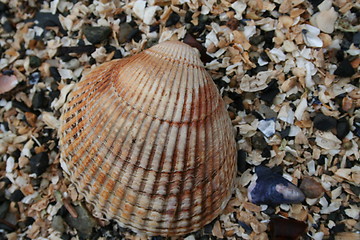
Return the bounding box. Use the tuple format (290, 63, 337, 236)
(60, 41, 237, 236)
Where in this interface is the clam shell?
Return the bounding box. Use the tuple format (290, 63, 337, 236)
(59, 41, 237, 236)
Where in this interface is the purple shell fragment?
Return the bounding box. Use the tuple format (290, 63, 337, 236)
(248, 166, 305, 205)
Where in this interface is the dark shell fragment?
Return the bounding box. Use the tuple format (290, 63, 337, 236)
(248, 166, 305, 205)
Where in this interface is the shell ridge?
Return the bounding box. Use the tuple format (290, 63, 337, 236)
(156, 59, 185, 232)
(63, 89, 117, 177)
(95, 113, 153, 212)
(111, 50, 181, 230)
(69, 78, 127, 197)
(61, 68, 114, 143)
(113, 53, 158, 108)
(67, 64, 132, 187)
(138, 48, 184, 232)
(125, 56, 185, 230)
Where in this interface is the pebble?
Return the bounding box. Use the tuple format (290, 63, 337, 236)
(29, 56, 41, 68)
(313, 113, 337, 131)
(9, 189, 24, 202)
(336, 118, 350, 139)
(0, 200, 10, 218)
(52, 215, 65, 233)
(252, 132, 268, 150)
(83, 26, 111, 44)
(118, 23, 133, 43)
(299, 176, 324, 198)
(269, 217, 307, 240)
(64, 204, 97, 239)
(353, 32, 360, 47)
(58, 45, 96, 55)
(248, 166, 305, 205)
(49, 67, 61, 81)
(30, 152, 49, 176)
(32, 91, 45, 109)
(237, 150, 249, 173)
(334, 59, 356, 77)
(260, 79, 279, 104)
(165, 12, 180, 27)
(31, 12, 65, 34)
(3, 20, 14, 33)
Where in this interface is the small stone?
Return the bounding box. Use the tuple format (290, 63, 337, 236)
(52, 215, 65, 233)
(165, 12, 180, 27)
(31, 12, 65, 34)
(30, 152, 49, 176)
(83, 26, 111, 44)
(353, 32, 360, 47)
(269, 218, 307, 240)
(237, 150, 249, 173)
(9, 189, 25, 202)
(336, 118, 350, 139)
(118, 23, 134, 44)
(260, 79, 279, 104)
(3, 20, 14, 33)
(334, 59, 356, 77)
(29, 56, 41, 68)
(49, 67, 61, 81)
(313, 113, 337, 131)
(64, 204, 97, 239)
(32, 91, 45, 109)
(300, 177, 324, 198)
(0, 200, 10, 218)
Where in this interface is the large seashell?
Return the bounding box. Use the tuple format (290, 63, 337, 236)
(59, 41, 237, 236)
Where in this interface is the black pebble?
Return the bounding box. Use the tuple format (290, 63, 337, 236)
(12, 100, 32, 112)
(336, 118, 350, 139)
(165, 12, 180, 27)
(32, 91, 45, 109)
(252, 132, 268, 150)
(31, 12, 66, 34)
(112, 49, 122, 59)
(184, 11, 193, 23)
(237, 150, 248, 173)
(29, 56, 41, 68)
(58, 45, 96, 55)
(353, 32, 360, 47)
(149, 24, 159, 32)
(0, 201, 10, 218)
(127, 28, 142, 42)
(29, 72, 41, 85)
(83, 26, 112, 44)
(263, 31, 275, 49)
(334, 59, 356, 77)
(249, 35, 265, 45)
(280, 126, 291, 138)
(313, 113, 337, 131)
(0, 2, 8, 16)
(3, 20, 14, 32)
(317, 155, 327, 165)
(260, 79, 279, 104)
(9, 189, 24, 202)
(49, 67, 61, 81)
(308, 0, 324, 7)
(18, 217, 35, 229)
(30, 152, 49, 176)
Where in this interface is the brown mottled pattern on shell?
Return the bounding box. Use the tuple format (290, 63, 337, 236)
(60, 41, 237, 236)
